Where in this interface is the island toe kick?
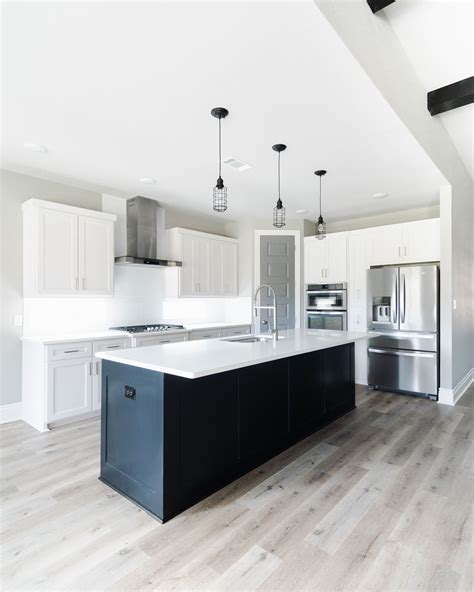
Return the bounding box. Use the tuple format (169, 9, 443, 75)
(99, 343, 355, 522)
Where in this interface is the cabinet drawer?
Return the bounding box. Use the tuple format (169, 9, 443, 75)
(47, 341, 92, 361)
(133, 334, 189, 347)
(93, 338, 130, 354)
(221, 326, 251, 337)
(190, 329, 222, 341)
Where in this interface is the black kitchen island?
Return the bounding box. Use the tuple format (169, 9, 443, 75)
(98, 330, 362, 522)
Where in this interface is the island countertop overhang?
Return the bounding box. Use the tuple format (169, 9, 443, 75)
(95, 328, 374, 379)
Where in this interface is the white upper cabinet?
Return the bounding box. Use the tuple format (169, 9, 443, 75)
(211, 239, 238, 296)
(166, 228, 238, 298)
(23, 199, 116, 297)
(22, 199, 115, 297)
(367, 219, 440, 267)
(37, 207, 79, 295)
(402, 218, 440, 264)
(304, 232, 348, 284)
(78, 215, 114, 294)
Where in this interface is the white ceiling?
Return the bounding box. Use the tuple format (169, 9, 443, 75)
(2, 1, 446, 223)
(386, 0, 473, 178)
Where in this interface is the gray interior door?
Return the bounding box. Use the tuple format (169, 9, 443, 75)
(259, 235, 295, 331)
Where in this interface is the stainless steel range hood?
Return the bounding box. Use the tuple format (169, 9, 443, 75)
(103, 195, 181, 267)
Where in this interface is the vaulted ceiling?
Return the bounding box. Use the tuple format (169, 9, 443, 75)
(2, 1, 446, 222)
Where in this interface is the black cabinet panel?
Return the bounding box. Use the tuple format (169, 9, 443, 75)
(289, 350, 325, 436)
(324, 344, 355, 417)
(238, 360, 289, 463)
(168, 371, 239, 500)
(101, 361, 165, 519)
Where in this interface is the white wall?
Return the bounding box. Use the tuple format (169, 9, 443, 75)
(315, 204, 440, 234)
(314, 0, 473, 399)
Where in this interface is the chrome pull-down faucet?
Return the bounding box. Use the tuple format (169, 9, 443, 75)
(253, 284, 278, 342)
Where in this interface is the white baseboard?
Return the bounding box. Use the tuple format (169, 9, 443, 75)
(438, 367, 474, 406)
(0, 402, 23, 424)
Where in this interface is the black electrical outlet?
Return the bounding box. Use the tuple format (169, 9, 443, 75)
(124, 385, 136, 400)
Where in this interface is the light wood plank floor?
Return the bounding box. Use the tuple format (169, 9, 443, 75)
(1, 386, 472, 592)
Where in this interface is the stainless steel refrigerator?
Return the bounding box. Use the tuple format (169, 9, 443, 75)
(367, 265, 439, 399)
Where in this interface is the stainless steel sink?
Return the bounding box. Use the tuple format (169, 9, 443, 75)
(221, 334, 285, 343)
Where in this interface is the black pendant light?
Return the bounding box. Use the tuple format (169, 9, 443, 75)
(211, 107, 229, 212)
(272, 144, 287, 228)
(314, 170, 327, 240)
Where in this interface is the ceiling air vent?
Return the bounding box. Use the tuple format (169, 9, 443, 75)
(222, 155, 253, 172)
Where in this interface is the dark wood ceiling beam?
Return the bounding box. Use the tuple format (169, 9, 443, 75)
(427, 76, 474, 116)
(367, 0, 395, 14)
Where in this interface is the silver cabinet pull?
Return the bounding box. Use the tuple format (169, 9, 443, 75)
(106, 344, 120, 349)
(160, 339, 171, 344)
(404, 246, 407, 257)
(64, 349, 79, 353)
(96, 361, 100, 374)
(398, 246, 401, 258)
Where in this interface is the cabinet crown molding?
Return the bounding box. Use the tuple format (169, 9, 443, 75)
(22, 198, 117, 222)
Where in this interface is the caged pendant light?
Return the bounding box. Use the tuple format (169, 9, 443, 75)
(314, 170, 327, 240)
(272, 144, 287, 228)
(211, 107, 229, 212)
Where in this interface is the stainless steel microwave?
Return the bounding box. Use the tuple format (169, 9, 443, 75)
(306, 283, 347, 311)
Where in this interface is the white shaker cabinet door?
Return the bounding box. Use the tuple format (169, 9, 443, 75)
(37, 208, 78, 294)
(367, 225, 403, 266)
(304, 237, 326, 283)
(179, 233, 211, 296)
(47, 358, 92, 422)
(78, 216, 114, 295)
(210, 240, 226, 296)
(326, 233, 348, 283)
(402, 218, 440, 264)
(194, 236, 211, 295)
(179, 232, 196, 296)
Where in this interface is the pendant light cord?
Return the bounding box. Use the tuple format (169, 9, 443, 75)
(319, 175, 322, 217)
(278, 151, 281, 200)
(218, 117, 222, 178)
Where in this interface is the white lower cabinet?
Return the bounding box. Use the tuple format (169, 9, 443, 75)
(221, 326, 251, 337)
(22, 325, 251, 431)
(47, 357, 93, 422)
(189, 329, 222, 340)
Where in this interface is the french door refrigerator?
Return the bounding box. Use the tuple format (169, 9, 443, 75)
(367, 265, 439, 399)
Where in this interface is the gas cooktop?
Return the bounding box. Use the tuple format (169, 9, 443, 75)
(110, 324, 185, 334)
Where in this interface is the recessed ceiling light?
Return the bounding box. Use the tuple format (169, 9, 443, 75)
(139, 177, 156, 185)
(296, 209, 308, 214)
(373, 192, 389, 199)
(222, 155, 253, 172)
(24, 142, 47, 153)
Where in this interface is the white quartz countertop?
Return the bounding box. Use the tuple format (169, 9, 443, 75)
(96, 329, 373, 379)
(20, 322, 251, 344)
(21, 330, 131, 344)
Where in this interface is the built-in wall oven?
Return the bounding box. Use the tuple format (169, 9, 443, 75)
(306, 283, 347, 331)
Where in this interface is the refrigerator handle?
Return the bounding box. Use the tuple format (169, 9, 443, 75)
(392, 273, 398, 323)
(401, 273, 406, 324)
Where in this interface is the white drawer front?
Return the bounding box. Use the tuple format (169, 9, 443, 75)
(190, 329, 222, 341)
(221, 326, 251, 337)
(133, 334, 188, 347)
(93, 338, 131, 354)
(47, 341, 92, 361)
